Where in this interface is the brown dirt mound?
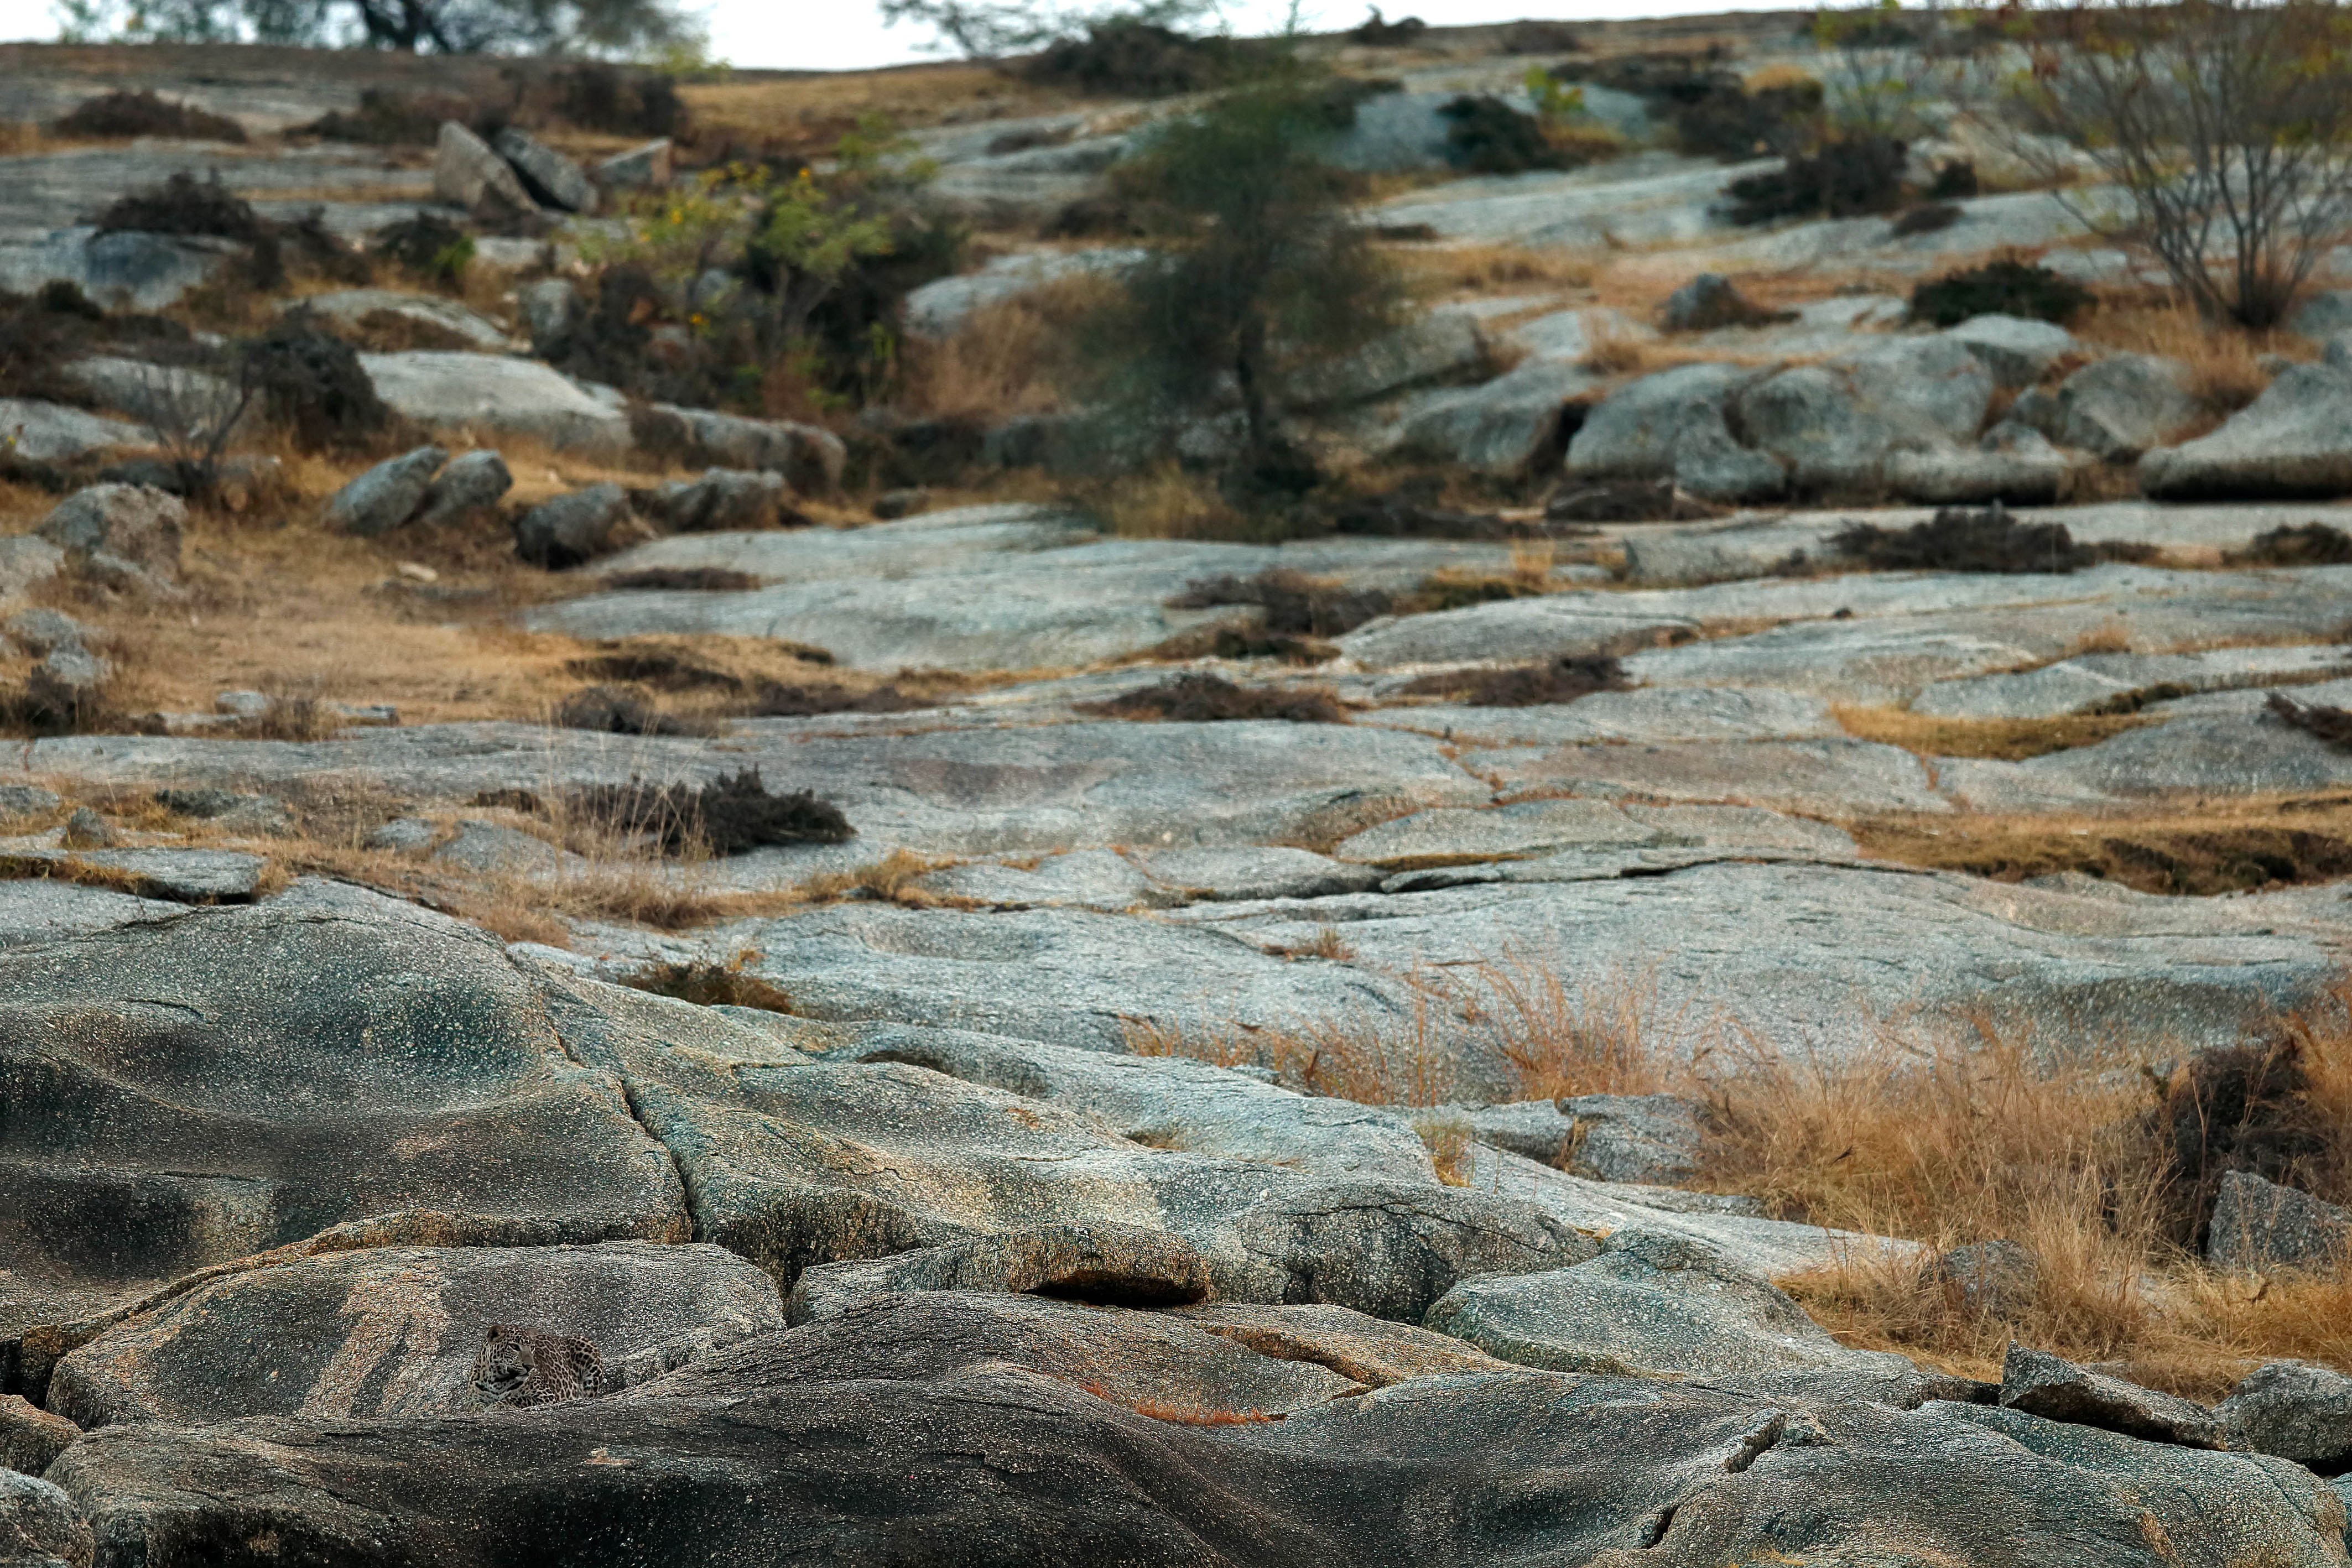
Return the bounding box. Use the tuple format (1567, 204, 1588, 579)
(1401, 653, 1628, 707)
(55, 89, 246, 143)
(563, 768, 854, 856)
(1082, 674, 1346, 724)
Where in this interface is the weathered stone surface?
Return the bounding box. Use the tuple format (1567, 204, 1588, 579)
(0, 1471, 87, 1567)
(360, 352, 629, 459)
(2217, 1359, 2352, 1473)
(0, 227, 238, 312)
(1133, 846, 1382, 902)
(6, 847, 264, 903)
(1914, 644, 2352, 721)
(1886, 421, 2074, 506)
(1937, 1238, 2041, 1319)
(0, 879, 180, 949)
(1291, 312, 1485, 410)
(1362, 687, 1844, 748)
(783, 1227, 1217, 1324)
(1466, 736, 1950, 816)
(901, 247, 1143, 338)
(910, 848, 1169, 911)
(1425, 1227, 1922, 1392)
(324, 445, 445, 537)
(826, 1021, 1438, 1182)
(46, 1241, 782, 1429)
(1335, 798, 1658, 864)
(2206, 1169, 2351, 1272)
(1564, 361, 1762, 487)
(1947, 313, 2075, 388)
(0, 786, 61, 822)
(636, 468, 787, 533)
(2054, 353, 2197, 461)
(292, 289, 516, 352)
(410, 448, 512, 530)
(2141, 356, 2352, 500)
(25, 647, 110, 721)
(0, 402, 144, 465)
(513, 482, 637, 569)
(1, 612, 86, 659)
(646, 406, 845, 495)
(1451, 1095, 1702, 1185)
(431, 121, 535, 215)
(491, 127, 595, 213)
(35, 483, 181, 587)
(516, 277, 577, 351)
(2001, 1344, 2226, 1448)
(0, 884, 689, 1390)
(0, 1393, 77, 1477)
(1385, 357, 1600, 474)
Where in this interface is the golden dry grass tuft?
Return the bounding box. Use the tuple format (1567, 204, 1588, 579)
(2076, 297, 2314, 436)
(1833, 704, 2157, 762)
(1851, 794, 2352, 895)
(892, 275, 1112, 421)
(1398, 242, 1596, 301)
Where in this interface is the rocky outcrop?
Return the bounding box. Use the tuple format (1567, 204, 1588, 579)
(324, 445, 447, 536)
(35, 484, 181, 594)
(2140, 353, 2352, 499)
(431, 121, 535, 217)
(2216, 1360, 2352, 1473)
(513, 483, 641, 567)
(2205, 1170, 2351, 1271)
(1999, 1344, 2226, 1448)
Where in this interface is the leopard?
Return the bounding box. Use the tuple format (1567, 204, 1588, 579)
(470, 1324, 605, 1408)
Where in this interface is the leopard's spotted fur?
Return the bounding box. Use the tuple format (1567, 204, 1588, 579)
(471, 1323, 603, 1407)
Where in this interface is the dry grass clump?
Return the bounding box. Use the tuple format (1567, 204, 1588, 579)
(1399, 243, 1595, 300)
(1833, 704, 2156, 761)
(1400, 653, 1629, 709)
(562, 769, 854, 857)
(2077, 298, 2312, 429)
(893, 277, 1110, 421)
(622, 951, 799, 1013)
(1854, 795, 2352, 894)
(1080, 673, 1347, 724)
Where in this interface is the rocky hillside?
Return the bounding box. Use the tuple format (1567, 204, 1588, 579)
(8, 19, 2352, 1567)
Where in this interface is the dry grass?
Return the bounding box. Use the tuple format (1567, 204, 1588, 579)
(1085, 464, 1255, 541)
(679, 64, 1081, 163)
(2076, 297, 2314, 436)
(1140, 944, 2352, 1398)
(893, 276, 1110, 421)
(1398, 242, 1595, 302)
(790, 846, 975, 909)
(1833, 704, 2158, 762)
(1413, 1115, 1476, 1186)
(1852, 794, 2352, 895)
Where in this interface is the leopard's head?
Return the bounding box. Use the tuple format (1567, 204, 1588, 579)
(472, 1324, 535, 1400)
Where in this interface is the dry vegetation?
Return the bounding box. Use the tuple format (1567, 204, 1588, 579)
(1132, 953, 2352, 1399)
(1833, 704, 2157, 761)
(1853, 793, 2352, 894)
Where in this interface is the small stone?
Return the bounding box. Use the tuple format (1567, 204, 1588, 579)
(1663, 273, 1794, 333)
(1999, 1342, 2225, 1447)
(412, 450, 513, 531)
(519, 278, 580, 351)
(491, 126, 597, 213)
(325, 445, 447, 537)
(214, 690, 269, 718)
(0, 1390, 80, 1475)
(366, 817, 440, 854)
(396, 561, 439, 583)
(61, 806, 115, 848)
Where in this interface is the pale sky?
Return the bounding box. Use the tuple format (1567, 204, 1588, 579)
(3, 0, 1788, 72)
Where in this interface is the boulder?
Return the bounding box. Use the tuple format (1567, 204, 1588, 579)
(410, 449, 513, 530)
(2216, 1360, 2352, 1473)
(0, 786, 61, 822)
(595, 137, 672, 190)
(2000, 1343, 2226, 1448)
(1886, 420, 2074, 504)
(0, 1394, 79, 1477)
(1424, 1227, 1922, 1393)
(150, 788, 294, 837)
(2140, 356, 2352, 499)
(491, 127, 596, 213)
(1166, 1301, 1512, 1385)
(1674, 393, 1788, 502)
(1946, 313, 2077, 388)
(0, 400, 144, 465)
(512, 482, 639, 568)
(2205, 1169, 2352, 1272)
(324, 445, 447, 536)
(46, 1241, 783, 1429)
(34, 483, 183, 588)
(431, 121, 537, 216)
(0, 885, 691, 1400)
(1738, 336, 1995, 493)
(2054, 353, 2197, 461)
(289, 289, 517, 353)
(826, 1021, 1439, 1183)
(1445, 1093, 1703, 1185)
(1564, 361, 1759, 482)
(1387, 358, 1600, 475)
(646, 405, 846, 494)
(360, 352, 631, 459)
(636, 468, 788, 533)
(0, 227, 239, 313)
(0, 1472, 87, 1568)
(1289, 312, 1486, 410)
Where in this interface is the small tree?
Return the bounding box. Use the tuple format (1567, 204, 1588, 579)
(1982, 0, 2352, 329)
(1079, 74, 1404, 488)
(53, 0, 698, 55)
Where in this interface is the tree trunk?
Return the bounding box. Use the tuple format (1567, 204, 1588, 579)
(1233, 310, 1272, 460)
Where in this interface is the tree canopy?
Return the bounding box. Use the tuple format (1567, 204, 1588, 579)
(53, 0, 698, 55)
